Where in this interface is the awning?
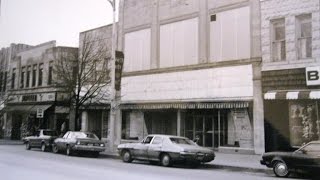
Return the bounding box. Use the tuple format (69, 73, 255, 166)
(120, 102, 250, 110)
(55, 106, 70, 113)
(5, 104, 52, 113)
(264, 90, 320, 100)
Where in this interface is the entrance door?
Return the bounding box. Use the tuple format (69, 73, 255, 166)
(185, 114, 216, 148)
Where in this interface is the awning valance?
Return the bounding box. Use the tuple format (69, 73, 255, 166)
(264, 90, 320, 100)
(5, 104, 52, 113)
(120, 102, 250, 110)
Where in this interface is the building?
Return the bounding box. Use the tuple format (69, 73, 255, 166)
(2, 41, 78, 140)
(113, 0, 264, 154)
(260, 0, 320, 151)
(0, 43, 33, 138)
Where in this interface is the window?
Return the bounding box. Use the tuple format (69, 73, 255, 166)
(48, 61, 53, 85)
(26, 66, 31, 88)
(20, 67, 25, 89)
(32, 64, 37, 87)
(38, 63, 43, 86)
(271, 18, 286, 62)
(0, 72, 3, 92)
(3, 72, 7, 91)
(143, 136, 154, 144)
(297, 14, 312, 59)
(152, 137, 163, 144)
(11, 68, 16, 89)
(170, 138, 194, 145)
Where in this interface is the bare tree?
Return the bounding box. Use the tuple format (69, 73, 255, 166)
(52, 34, 111, 130)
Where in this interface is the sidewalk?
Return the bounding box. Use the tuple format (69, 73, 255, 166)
(0, 139, 24, 145)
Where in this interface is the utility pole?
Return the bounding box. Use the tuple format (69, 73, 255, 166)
(107, 0, 117, 152)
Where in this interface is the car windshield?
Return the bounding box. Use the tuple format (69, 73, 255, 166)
(170, 137, 195, 145)
(43, 130, 57, 136)
(72, 132, 98, 140)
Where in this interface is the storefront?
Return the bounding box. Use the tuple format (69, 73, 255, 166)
(120, 102, 254, 152)
(263, 67, 320, 152)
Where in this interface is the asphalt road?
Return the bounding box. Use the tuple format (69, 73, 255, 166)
(0, 145, 307, 180)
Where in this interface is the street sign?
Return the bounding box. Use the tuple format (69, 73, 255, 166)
(306, 66, 320, 86)
(37, 108, 44, 118)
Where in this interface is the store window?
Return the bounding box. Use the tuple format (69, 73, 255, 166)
(296, 14, 312, 59)
(289, 101, 319, 147)
(271, 18, 286, 62)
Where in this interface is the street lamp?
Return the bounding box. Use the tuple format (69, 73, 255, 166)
(107, 0, 117, 152)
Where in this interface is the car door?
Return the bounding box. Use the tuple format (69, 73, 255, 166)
(132, 136, 153, 160)
(30, 131, 41, 147)
(294, 142, 320, 171)
(57, 132, 70, 150)
(147, 136, 163, 160)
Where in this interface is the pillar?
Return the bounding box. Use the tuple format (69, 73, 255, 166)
(177, 110, 181, 136)
(81, 111, 88, 132)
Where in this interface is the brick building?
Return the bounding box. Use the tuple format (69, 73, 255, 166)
(109, 0, 265, 154)
(260, 0, 320, 151)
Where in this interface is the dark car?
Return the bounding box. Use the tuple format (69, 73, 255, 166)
(117, 134, 215, 167)
(260, 141, 320, 177)
(52, 131, 105, 157)
(23, 129, 58, 152)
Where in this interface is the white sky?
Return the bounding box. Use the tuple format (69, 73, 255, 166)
(0, 0, 118, 48)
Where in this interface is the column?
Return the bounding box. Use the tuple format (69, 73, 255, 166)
(177, 110, 181, 136)
(151, 0, 159, 69)
(199, 0, 208, 63)
(81, 111, 88, 132)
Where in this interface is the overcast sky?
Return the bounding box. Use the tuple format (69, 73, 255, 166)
(0, 0, 118, 49)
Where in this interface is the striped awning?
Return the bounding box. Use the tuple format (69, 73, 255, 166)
(264, 90, 320, 100)
(120, 102, 250, 110)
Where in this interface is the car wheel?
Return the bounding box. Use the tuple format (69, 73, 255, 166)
(41, 143, 46, 152)
(25, 142, 31, 150)
(122, 150, 133, 163)
(66, 145, 72, 156)
(273, 161, 290, 177)
(161, 153, 172, 167)
(52, 144, 59, 153)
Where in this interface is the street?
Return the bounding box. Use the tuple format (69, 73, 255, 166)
(0, 145, 308, 180)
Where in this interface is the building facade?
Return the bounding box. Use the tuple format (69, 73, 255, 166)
(2, 41, 77, 140)
(114, 0, 264, 154)
(261, 0, 320, 151)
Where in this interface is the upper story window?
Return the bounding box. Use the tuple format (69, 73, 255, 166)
(32, 64, 37, 87)
(26, 66, 31, 88)
(296, 14, 312, 59)
(3, 72, 7, 92)
(48, 61, 53, 85)
(271, 18, 286, 62)
(20, 67, 25, 89)
(38, 63, 43, 86)
(11, 68, 16, 89)
(0, 72, 3, 92)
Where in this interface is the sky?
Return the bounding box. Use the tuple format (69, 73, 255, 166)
(0, 0, 118, 49)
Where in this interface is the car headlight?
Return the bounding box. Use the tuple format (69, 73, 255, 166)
(76, 141, 80, 145)
(100, 143, 105, 147)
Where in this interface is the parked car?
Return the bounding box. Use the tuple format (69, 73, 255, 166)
(260, 141, 320, 177)
(52, 131, 105, 157)
(23, 129, 58, 152)
(117, 134, 215, 167)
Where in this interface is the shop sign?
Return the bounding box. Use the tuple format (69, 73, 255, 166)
(37, 108, 44, 118)
(306, 66, 320, 86)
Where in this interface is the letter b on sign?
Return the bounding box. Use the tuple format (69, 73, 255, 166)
(306, 67, 320, 86)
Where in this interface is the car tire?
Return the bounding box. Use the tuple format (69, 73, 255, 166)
(122, 150, 133, 163)
(161, 153, 172, 167)
(41, 143, 47, 152)
(25, 142, 31, 150)
(273, 161, 290, 177)
(52, 144, 59, 153)
(66, 145, 72, 156)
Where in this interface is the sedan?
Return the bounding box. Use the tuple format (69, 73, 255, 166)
(52, 131, 105, 157)
(117, 134, 215, 167)
(23, 129, 57, 152)
(260, 141, 320, 177)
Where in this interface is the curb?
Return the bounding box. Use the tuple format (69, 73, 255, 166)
(100, 153, 272, 174)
